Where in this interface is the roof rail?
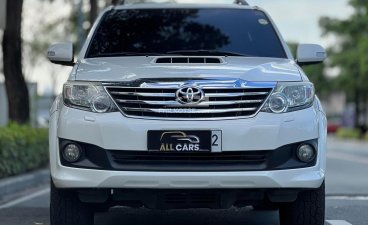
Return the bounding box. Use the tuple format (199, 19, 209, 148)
(234, 0, 249, 5)
(119, 0, 174, 5)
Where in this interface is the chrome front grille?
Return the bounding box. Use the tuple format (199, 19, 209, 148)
(105, 81, 275, 119)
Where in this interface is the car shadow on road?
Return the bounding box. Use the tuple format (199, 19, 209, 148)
(95, 207, 279, 225)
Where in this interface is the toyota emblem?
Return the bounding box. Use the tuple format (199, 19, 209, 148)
(176, 86, 205, 104)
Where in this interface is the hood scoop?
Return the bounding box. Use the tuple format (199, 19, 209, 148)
(155, 57, 223, 64)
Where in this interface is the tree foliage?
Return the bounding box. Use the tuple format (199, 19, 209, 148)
(319, 0, 368, 128)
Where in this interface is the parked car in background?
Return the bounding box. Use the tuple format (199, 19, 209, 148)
(328, 117, 342, 133)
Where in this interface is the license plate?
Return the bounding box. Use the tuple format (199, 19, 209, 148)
(147, 130, 222, 152)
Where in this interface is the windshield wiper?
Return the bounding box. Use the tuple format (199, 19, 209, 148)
(92, 50, 251, 58)
(93, 52, 180, 57)
(166, 50, 251, 57)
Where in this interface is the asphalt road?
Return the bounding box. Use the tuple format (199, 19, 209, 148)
(0, 137, 367, 225)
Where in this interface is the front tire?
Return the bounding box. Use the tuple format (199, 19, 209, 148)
(50, 180, 94, 225)
(279, 182, 325, 225)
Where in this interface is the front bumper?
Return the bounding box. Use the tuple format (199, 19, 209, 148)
(52, 165, 324, 189)
(49, 99, 327, 189)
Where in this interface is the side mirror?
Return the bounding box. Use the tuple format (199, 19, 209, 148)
(297, 44, 327, 66)
(47, 42, 74, 66)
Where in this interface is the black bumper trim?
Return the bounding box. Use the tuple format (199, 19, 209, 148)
(77, 188, 303, 209)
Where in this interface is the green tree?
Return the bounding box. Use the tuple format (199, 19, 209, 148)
(319, 0, 368, 129)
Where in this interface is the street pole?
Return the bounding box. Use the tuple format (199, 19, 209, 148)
(0, 0, 6, 29)
(77, 0, 84, 52)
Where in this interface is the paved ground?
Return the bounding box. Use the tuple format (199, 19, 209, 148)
(0, 137, 367, 225)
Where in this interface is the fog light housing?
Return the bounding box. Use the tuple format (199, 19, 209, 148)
(296, 144, 316, 163)
(62, 143, 82, 162)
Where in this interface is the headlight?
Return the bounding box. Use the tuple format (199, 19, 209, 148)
(262, 82, 315, 113)
(63, 82, 117, 113)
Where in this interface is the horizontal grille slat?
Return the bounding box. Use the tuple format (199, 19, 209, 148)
(115, 99, 264, 106)
(110, 92, 176, 97)
(205, 92, 269, 97)
(112, 155, 267, 161)
(122, 107, 258, 113)
(105, 84, 273, 119)
(110, 151, 269, 164)
(108, 150, 270, 171)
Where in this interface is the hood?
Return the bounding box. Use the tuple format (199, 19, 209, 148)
(74, 56, 302, 82)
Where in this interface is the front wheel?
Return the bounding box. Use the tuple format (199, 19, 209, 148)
(279, 182, 325, 225)
(50, 180, 94, 225)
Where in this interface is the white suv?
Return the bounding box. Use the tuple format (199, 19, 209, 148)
(48, 2, 327, 225)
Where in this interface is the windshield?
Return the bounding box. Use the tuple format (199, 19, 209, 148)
(86, 8, 287, 58)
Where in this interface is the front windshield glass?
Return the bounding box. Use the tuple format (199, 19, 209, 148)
(123, 0, 238, 4)
(86, 8, 287, 58)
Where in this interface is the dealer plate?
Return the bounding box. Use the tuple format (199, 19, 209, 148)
(147, 130, 222, 152)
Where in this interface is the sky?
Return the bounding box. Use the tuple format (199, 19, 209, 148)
(1, 0, 353, 95)
(176, 0, 353, 46)
(248, 0, 353, 46)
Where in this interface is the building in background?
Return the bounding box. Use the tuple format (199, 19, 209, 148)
(322, 92, 346, 117)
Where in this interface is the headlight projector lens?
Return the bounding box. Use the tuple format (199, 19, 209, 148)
(91, 93, 111, 113)
(62, 143, 82, 162)
(297, 144, 316, 163)
(269, 93, 288, 113)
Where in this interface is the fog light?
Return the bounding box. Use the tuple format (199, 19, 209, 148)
(62, 143, 82, 162)
(297, 144, 315, 163)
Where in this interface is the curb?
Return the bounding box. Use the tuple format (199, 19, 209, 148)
(0, 168, 50, 202)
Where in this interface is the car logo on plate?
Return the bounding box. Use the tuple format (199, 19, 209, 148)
(159, 131, 201, 152)
(176, 86, 204, 104)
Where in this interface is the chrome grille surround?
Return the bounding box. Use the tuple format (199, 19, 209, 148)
(104, 79, 276, 120)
